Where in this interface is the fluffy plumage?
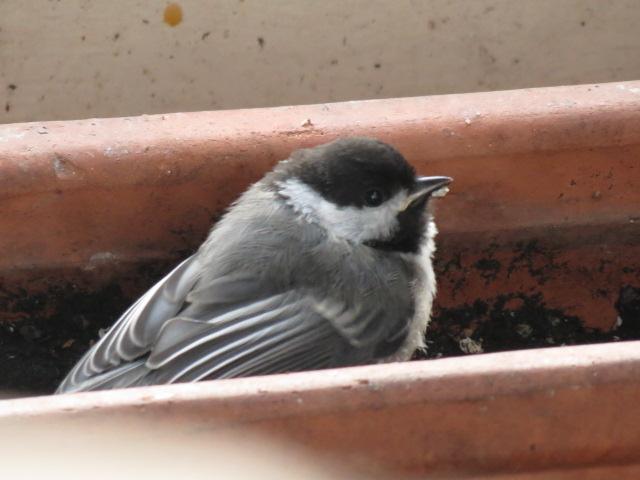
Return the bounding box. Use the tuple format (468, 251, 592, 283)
(57, 137, 450, 393)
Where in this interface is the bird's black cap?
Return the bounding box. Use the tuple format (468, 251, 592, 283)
(273, 137, 416, 208)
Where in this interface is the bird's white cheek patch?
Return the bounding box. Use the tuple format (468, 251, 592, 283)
(276, 178, 408, 243)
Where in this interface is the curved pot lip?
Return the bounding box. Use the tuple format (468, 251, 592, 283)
(1, 341, 638, 415)
(1, 80, 640, 197)
(2, 341, 640, 478)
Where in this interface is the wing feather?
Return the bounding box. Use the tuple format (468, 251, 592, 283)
(57, 255, 201, 392)
(58, 250, 413, 393)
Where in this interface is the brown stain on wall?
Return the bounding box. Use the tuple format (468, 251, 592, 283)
(163, 3, 183, 27)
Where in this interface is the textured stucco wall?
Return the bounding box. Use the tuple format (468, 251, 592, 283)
(1, 0, 640, 123)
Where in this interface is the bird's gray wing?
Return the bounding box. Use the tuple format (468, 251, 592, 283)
(138, 271, 409, 386)
(58, 256, 409, 393)
(57, 254, 203, 393)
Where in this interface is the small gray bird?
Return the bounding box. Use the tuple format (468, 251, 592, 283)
(57, 137, 451, 393)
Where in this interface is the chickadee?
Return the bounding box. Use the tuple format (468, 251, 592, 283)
(57, 137, 451, 393)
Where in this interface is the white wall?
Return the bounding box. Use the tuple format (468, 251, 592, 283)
(1, 0, 640, 123)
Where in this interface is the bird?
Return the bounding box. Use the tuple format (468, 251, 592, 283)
(56, 137, 452, 393)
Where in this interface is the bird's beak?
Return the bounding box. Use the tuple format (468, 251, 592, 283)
(402, 176, 453, 210)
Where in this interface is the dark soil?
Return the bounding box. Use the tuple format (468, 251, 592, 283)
(0, 283, 131, 394)
(1, 275, 639, 394)
(0, 260, 177, 395)
(418, 286, 640, 360)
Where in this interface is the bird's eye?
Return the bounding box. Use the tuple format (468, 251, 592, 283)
(364, 189, 384, 207)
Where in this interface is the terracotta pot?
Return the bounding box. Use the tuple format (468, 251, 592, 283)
(0, 81, 639, 477)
